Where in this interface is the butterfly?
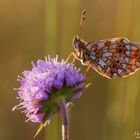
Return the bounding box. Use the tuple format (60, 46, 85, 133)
(72, 10, 140, 79)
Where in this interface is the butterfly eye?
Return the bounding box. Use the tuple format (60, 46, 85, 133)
(73, 36, 79, 49)
(75, 42, 80, 50)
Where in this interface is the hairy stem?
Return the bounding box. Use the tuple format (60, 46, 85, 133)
(60, 100, 69, 140)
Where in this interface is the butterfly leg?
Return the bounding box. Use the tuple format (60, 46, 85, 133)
(84, 64, 91, 76)
(72, 56, 76, 64)
(66, 52, 76, 63)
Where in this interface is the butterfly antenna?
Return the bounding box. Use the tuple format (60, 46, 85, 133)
(79, 10, 86, 38)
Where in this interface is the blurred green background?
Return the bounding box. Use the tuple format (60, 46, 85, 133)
(1, 0, 140, 140)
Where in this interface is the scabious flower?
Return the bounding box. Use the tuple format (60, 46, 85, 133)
(13, 55, 85, 124)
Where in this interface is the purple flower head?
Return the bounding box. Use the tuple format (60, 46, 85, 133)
(13, 55, 85, 123)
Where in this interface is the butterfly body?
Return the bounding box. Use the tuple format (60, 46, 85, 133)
(73, 35, 140, 79)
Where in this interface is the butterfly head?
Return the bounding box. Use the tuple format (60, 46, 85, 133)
(73, 35, 86, 49)
(73, 35, 87, 59)
(73, 35, 90, 65)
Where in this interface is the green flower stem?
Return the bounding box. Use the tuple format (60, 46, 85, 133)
(60, 100, 69, 140)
